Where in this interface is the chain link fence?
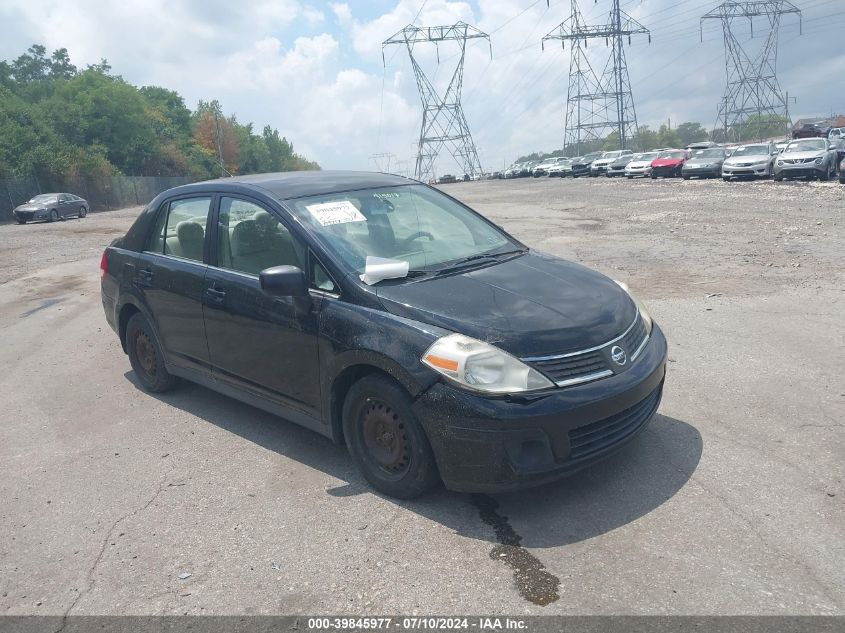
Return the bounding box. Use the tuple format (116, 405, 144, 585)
(1, 175, 195, 223)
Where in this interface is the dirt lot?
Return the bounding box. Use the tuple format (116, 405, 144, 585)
(0, 177, 843, 616)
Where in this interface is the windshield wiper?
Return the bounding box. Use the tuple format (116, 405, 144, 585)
(449, 248, 526, 267)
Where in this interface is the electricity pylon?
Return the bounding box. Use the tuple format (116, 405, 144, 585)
(701, 1, 801, 143)
(543, 0, 650, 155)
(383, 22, 490, 181)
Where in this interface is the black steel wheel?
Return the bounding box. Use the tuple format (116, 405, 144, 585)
(126, 313, 177, 392)
(343, 374, 439, 498)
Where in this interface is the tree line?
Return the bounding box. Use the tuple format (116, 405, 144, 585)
(517, 115, 790, 163)
(0, 45, 319, 186)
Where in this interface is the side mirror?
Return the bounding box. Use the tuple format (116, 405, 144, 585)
(259, 265, 308, 297)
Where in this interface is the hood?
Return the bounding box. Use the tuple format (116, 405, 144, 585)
(374, 252, 636, 358)
(15, 204, 42, 211)
(627, 160, 651, 168)
(724, 154, 769, 165)
(687, 156, 724, 164)
(592, 157, 615, 166)
(652, 157, 684, 167)
(781, 150, 825, 160)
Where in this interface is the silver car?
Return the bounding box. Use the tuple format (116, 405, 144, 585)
(774, 138, 839, 181)
(624, 152, 658, 179)
(722, 143, 777, 181)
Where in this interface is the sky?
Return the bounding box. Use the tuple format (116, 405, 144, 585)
(1, 0, 843, 175)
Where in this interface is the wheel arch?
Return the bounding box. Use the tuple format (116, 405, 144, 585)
(327, 353, 435, 446)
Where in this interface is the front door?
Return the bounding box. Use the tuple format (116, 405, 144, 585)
(135, 195, 213, 374)
(202, 196, 322, 418)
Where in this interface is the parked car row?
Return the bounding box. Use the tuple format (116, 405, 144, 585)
(503, 138, 845, 184)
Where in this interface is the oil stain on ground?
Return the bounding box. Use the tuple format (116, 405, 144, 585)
(470, 494, 560, 606)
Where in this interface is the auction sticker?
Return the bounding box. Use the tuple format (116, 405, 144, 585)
(305, 200, 366, 226)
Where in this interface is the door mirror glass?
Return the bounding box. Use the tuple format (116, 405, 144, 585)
(259, 265, 309, 297)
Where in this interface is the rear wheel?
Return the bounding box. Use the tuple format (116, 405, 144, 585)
(126, 313, 178, 393)
(343, 374, 439, 499)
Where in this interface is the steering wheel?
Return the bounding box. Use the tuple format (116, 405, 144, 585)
(398, 231, 435, 250)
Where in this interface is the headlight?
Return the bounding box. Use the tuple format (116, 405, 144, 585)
(777, 160, 784, 166)
(614, 280, 653, 335)
(422, 334, 553, 393)
(814, 157, 823, 164)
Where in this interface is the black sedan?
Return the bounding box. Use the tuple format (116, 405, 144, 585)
(13, 193, 88, 224)
(101, 172, 667, 498)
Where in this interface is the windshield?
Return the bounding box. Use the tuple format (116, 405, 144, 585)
(658, 151, 686, 159)
(693, 148, 725, 158)
(288, 185, 517, 276)
(581, 152, 603, 161)
(785, 139, 825, 152)
(731, 145, 769, 157)
(28, 195, 58, 204)
(602, 151, 623, 159)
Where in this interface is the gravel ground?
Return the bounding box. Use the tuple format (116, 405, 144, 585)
(0, 176, 842, 616)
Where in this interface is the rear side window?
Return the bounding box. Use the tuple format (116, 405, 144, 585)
(149, 197, 211, 263)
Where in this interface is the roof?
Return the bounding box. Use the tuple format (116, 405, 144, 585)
(199, 170, 418, 200)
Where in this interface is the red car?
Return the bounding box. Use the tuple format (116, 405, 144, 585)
(650, 150, 689, 179)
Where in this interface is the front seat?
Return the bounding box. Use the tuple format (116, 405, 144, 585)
(230, 220, 268, 275)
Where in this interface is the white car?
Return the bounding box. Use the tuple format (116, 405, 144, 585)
(533, 158, 562, 177)
(623, 152, 659, 179)
(590, 150, 633, 177)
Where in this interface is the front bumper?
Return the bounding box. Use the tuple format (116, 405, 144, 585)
(590, 165, 609, 175)
(413, 324, 668, 492)
(624, 166, 651, 177)
(775, 163, 825, 178)
(13, 209, 42, 221)
(682, 165, 720, 178)
(651, 165, 681, 177)
(722, 163, 769, 178)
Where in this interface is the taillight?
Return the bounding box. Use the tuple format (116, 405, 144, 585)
(100, 250, 107, 280)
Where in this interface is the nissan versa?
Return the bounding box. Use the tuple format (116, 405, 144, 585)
(101, 172, 667, 498)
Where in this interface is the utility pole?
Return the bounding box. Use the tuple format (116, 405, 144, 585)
(368, 152, 396, 173)
(543, 0, 650, 154)
(383, 22, 491, 182)
(701, 1, 801, 143)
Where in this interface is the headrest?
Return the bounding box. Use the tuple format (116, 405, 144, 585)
(253, 210, 279, 229)
(231, 220, 264, 256)
(176, 221, 204, 243)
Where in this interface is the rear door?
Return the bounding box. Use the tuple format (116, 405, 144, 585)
(135, 195, 213, 374)
(202, 195, 323, 418)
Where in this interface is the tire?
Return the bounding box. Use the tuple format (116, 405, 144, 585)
(682, 175, 690, 180)
(49, 209, 58, 223)
(342, 374, 439, 499)
(126, 313, 178, 393)
(78, 206, 87, 218)
(774, 174, 783, 182)
(16, 219, 26, 225)
(723, 176, 731, 182)
(839, 172, 845, 184)
(650, 173, 657, 180)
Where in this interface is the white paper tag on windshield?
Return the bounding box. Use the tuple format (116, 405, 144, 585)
(359, 256, 410, 286)
(305, 200, 366, 227)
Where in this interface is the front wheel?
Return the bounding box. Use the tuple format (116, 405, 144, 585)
(650, 173, 657, 180)
(126, 313, 178, 393)
(723, 176, 731, 182)
(774, 173, 783, 182)
(49, 209, 58, 222)
(682, 175, 690, 180)
(78, 206, 87, 218)
(343, 374, 439, 499)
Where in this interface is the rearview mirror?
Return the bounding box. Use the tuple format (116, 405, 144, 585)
(259, 265, 308, 297)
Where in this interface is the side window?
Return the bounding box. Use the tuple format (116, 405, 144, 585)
(149, 197, 211, 263)
(217, 197, 305, 276)
(310, 254, 337, 294)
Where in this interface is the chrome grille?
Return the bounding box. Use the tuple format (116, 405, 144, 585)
(523, 311, 650, 387)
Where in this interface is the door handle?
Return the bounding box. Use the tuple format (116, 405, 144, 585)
(205, 287, 226, 306)
(137, 269, 154, 287)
